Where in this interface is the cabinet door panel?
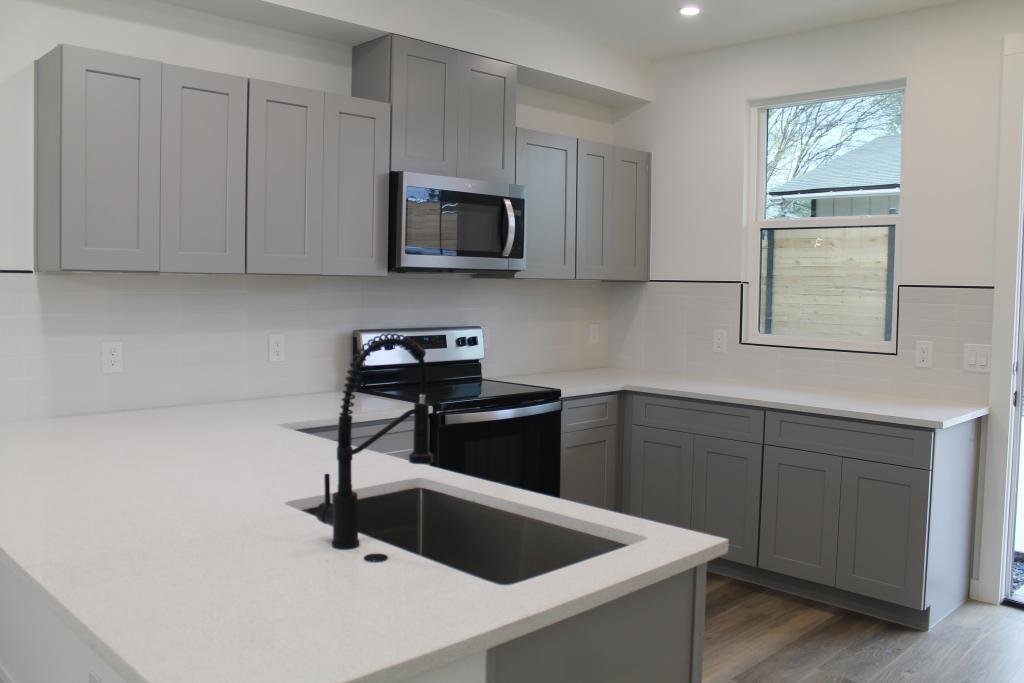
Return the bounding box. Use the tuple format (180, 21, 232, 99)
(693, 436, 762, 567)
(323, 94, 390, 276)
(60, 46, 161, 271)
(515, 129, 577, 279)
(576, 141, 613, 280)
(561, 425, 618, 510)
(390, 36, 458, 175)
(759, 446, 841, 586)
(628, 426, 694, 527)
(836, 459, 930, 608)
(247, 80, 324, 274)
(457, 54, 516, 182)
(160, 65, 247, 273)
(609, 147, 650, 281)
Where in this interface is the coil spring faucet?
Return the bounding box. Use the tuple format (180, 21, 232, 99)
(332, 334, 433, 550)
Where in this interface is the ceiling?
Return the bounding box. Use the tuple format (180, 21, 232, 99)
(461, 0, 960, 60)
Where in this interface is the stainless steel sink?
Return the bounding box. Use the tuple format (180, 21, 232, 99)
(297, 487, 626, 584)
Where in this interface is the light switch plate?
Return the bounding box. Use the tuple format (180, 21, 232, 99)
(588, 322, 600, 345)
(964, 343, 992, 373)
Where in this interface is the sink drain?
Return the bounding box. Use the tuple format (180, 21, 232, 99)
(364, 553, 388, 563)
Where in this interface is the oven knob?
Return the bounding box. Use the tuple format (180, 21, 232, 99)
(467, 336, 479, 346)
(455, 337, 467, 347)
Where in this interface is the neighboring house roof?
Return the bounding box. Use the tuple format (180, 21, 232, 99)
(769, 135, 901, 196)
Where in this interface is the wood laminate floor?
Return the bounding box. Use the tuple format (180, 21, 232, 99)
(703, 574, 1024, 683)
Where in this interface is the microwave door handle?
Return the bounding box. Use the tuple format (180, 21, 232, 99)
(501, 198, 516, 257)
(442, 400, 560, 425)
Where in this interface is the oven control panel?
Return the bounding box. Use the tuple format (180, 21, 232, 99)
(354, 327, 485, 366)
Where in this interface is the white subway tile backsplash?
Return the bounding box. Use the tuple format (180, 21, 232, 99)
(0, 273, 610, 421)
(610, 282, 993, 403)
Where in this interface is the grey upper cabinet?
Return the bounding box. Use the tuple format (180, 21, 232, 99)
(36, 45, 162, 272)
(628, 426, 695, 527)
(353, 35, 517, 182)
(576, 141, 651, 281)
(160, 65, 247, 274)
(246, 80, 324, 274)
(387, 36, 459, 176)
(561, 426, 618, 510)
(759, 446, 842, 586)
(457, 53, 516, 183)
(515, 129, 578, 279)
(610, 147, 651, 281)
(692, 436, 762, 567)
(322, 94, 391, 276)
(835, 458, 930, 608)
(575, 140, 614, 280)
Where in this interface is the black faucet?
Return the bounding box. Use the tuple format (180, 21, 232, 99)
(331, 334, 433, 550)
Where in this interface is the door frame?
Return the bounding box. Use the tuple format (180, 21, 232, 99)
(977, 34, 1024, 604)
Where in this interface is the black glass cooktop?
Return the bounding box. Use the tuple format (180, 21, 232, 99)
(361, 379, 560, 411)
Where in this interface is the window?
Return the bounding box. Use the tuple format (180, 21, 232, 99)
(748, 86, 903, 352)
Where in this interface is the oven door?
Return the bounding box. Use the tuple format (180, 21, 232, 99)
(393, 172, 526, 272)
(433, 401, 561, 496)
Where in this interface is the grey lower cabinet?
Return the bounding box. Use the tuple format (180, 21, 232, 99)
(835, 458, 930, 608)
(758, 446, 842, 585)
(160, 65, 247, 273)
(322, 94, 391, 276)
(515, 129, 577, 279)
(561, 426, 618, 510)
(692, 436, 762, 566)
(246, 80, 324, 275)
(576, 140, 651, 281)
(353, 35, 517, 183)
(628, 426, 695, 527)
(36, 45, 162, 272)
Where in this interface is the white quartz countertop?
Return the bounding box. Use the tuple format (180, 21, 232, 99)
(498, 368, 989, 430)
(0, 393, 726, 683)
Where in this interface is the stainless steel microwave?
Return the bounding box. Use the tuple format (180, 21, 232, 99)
(389, 172, 526, 273)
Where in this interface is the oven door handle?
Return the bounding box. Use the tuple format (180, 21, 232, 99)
(501, 198, 516, 257)
(441, 400, 560, 425)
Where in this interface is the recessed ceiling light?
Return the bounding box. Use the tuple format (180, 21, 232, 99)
(679, 5, 701, 16)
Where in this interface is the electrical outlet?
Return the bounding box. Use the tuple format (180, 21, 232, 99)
(268, 334, 286, 363)
(964, 343, 992, 373)
(588, 322, 600, 345)
(914, 340, 933, 369)
(713, 329, 728, 354)
(101, 341, 123, 374)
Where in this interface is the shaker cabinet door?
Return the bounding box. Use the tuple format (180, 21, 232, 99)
(515, 129, 577, 279)
(561, 425, 618, 510)
(246, 80, 324, 274)
(835, 458, 930, 608)
(160, 65, 247, 273)
(609, 146, 651, 281)
(457, 53, 516, 183)
(692, 436, 762, 567)
(758, 446, 842, 586)
(389, 36, 459, 176)
(628, 426, 695, 528)
(575, 140, 614, 280)
(58, 46, 162, 271)
(322, 94, 390, 276)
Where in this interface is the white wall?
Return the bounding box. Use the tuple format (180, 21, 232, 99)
(617, 0, 1024, 285)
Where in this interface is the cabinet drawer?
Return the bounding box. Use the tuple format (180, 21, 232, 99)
(765, 411, 934, 470)
(562, 394, 619, 432)
(632, 394, 764, 444)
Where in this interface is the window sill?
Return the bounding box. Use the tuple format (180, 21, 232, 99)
(740, 332, 897, 355)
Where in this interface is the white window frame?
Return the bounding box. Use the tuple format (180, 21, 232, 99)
(744, 81, 906, 354)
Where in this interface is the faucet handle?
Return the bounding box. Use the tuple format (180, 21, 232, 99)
(317, 473, 332, 523)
